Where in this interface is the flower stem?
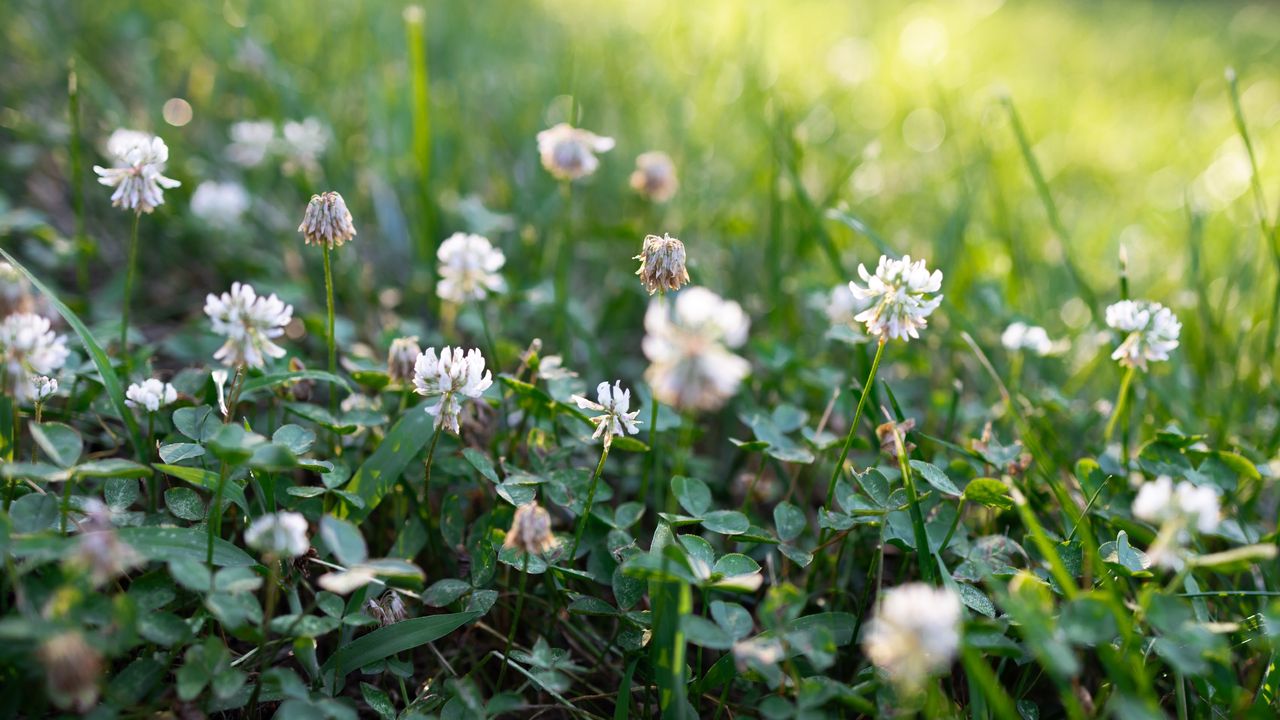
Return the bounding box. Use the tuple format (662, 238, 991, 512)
(554, 182, 573, 350)
(822, 338, 886, 511)
(147, 412, 157, 513)
(569, 442, 610, 562)
(246, 560, 280, 718)
(496, 552, 531, 690)
(207, 462, 230, 570)
(641, 389, 660, 509)
(322, 243, 337, 413)
(894, 428, 936, 585)
(119, 211, 141, 366)
(420, 422, 444, 517)
(1104, 366, 1136, 444)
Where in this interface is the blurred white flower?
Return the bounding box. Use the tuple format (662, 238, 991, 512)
(634, 233, 689, 295)
(504, 502, 557, 555)
(190, 181, 250, 227)
(298, 191, 357, 249)
(244, 511, 310, 558)
(1001, 321, 1053, 356)
(436, 232, 506, 304)
(643, 287, 751, 412)
(227, 120, 276, 167)
(412, 346, 493, 433)
(38, 631, 102, 714)
(318, 566, 377, 594)
(630, 151, 678, 202)
(1105, 300, 1180, 370)
(826, 282, 873, 329)
(74, 499, 141, 587)
(1133, 475, 1220, 534)
(281, 117, 328, 175)
(204, 282, 294, 368)
(31, 375, 58, 402)
(863, 583, 962, 694)
(125, 378, 178, 412)
(387, 336, 422, 384)
(572, 380, 641, 446)
(536, 123, 615, 181)
(92, 131, 181, 214)
(849, 254, 943, 342)
(0, 312, 70, 402)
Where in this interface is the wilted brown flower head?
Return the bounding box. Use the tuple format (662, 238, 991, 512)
(365, 591, 410, 626)
(629, 151, 679, 203)
(876, 417, 917, 456)
(635, 233, 689, 295)
(298, 191, 357, 249)
(503, 503, 557, 556)
(284, 357, 315, 401)
(39, 631, 102, 713)
(387, 336, 422, 384)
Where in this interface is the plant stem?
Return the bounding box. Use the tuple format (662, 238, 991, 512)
(554, 182, 573, 351)
(68, 58, 90, 300)
(207, 462, 230, 569)
(421, 422, 444, 515)
(322, 243, 337, 413)
(147, 412, 157, 513)
(1104, 365, 1136, 445)
(569, 442, 610, 561)
(497, 552, 531, 690)
(822, 338, 886, 511)
(119, 211, 141, 365)
(894, 429, 936, 585)
(246, 560, 280, 718)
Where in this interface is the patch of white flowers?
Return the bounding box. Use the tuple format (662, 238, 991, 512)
(1132, 475, 1220, 568)
(412, 346, 493, 433)
(643, 287, 750, 412)
(204, 282, 294, 368)
(0, 312, 69, 402)
(436, 233, 506, 304)
(92, 130, 181, 214)
(125, 378, 177, 412)
(1001, 321, 1053, 356)
(572, 380, 641, 447)
(536, 123, 615, 181)
(862, 583, 962, 694)
(849, 254, 943, 342)
(1105, 300, 1180, 370)
(190, 181, 250, 227)
(387, 336, 422, 384)
(244, 512, 310, 558)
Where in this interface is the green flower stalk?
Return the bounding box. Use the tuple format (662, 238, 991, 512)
(298, 190, 357, 408)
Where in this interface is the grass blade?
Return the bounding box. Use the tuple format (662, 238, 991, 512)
(321, 611, 479, 691)
(338, 407, 437, 521)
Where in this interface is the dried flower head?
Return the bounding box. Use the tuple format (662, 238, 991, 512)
(1001, 321, 1053, 356)
(244, 511, 310, 558)
(1105, 300, 1180, 370)
(298, 191, 357, 249)
(227, 120, 276, 167)
(634, 233, 690, 295)
(849, 254, 943, 342)
(39, 631, 103, 713)
(504, 503, 558, 556)
(436, 232, 506, 304)
(863, 583, 962, 694)
(630, 151, 678, 203)
(190, 180, 250, 228)
(642, 287, 751, 412)
(1, 312, 70, 402)
(204, 282, 294, 368)
(387, 336, 422, 384)
(571, 380, 642, 446)
(876, 417, 917, 455)
(536, 123, 615, 181)
(92, 130, 181, 214)
(412, 346, 494, 433)
(73, 499, 141, 586)
(125, 378, 177, 412)
(365, 591, 410, 626)
(31, 375, 58, 402)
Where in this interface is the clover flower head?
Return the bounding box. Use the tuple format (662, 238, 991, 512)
(73, 499, 141, 587)
(642, 287, 751, 412)
(125, 378, 178, 412)
(190, 181, 250, 227)
(571, 380, 642, 446)
(39, 631, 103, 713)
(436, 233, 506, 304)
(1, 312, 70, 402)
(504, 503, 558, 556)
(1133, 476, 1220, 535)
(635, 233, 689, 295)
(244, 511, 310, 558)
(92, 130, 181, 214)
(204, 282, 294, 368)
(849, 254, 943, 342)
(536, 123, 615, 181)
(1105, 300, 1180, 370)
(387, 336, 422, 384)
(281, 117, 328, 175)
(412, 346, 493, 433)
(227, 120, 276, 167)
(1001, 321, 1053, 356)
(365, 591, 410, 626)
(298, 191, 357, 249)
(826, 282, 874, 331)
(31, 375, 58, 402)
(630, 151, 678, 202)
(863, 583, 962, 694)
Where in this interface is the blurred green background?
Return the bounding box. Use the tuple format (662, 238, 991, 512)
(2, 0, 1278, 439)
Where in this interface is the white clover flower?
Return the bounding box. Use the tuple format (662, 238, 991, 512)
(1105, 300, 1181, 370)
(634, 233, 689, 295)
(1132, 475, 1221, 568)
(536, 123, 615, 181)
(31, 375, 58, 402)
(1, 312, 70, 403)
(412, 346, 493, 433)
(1001, 321, 1053, 356)
(298, 191, 357, 249)
(92, 130, 181, 214)
(826, 282, 874, 329)
(436, 233, 506, 304)
(571, 380, 642, 446)
(630, 151, 678, 203)
(504, 503, 557, 556)
(74, 499, 141, 587)
(204, 282, 294, 368)
(190, 181, 250, 227)
(863, 583, 962, 694)
(281, 117, 328, 175)
(849, 254, 943, 342)
(642, 287, 751, 412)
(125, 378, 178, 412)
(387, 336, 422, 384)
(244, 511, 310, 558)
(227, 120, 276, 167)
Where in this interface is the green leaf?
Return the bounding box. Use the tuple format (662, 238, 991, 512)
(208, 424, 264, 465)
(173, 406, 220, 443)
(159, 442, 206, 464)
(240, 370, 351, 397)
(154, 464, 249, 514)
(249, 443, 299, 472)
(0, 249, 145, 461)
(683, 615, 734, 650)
(119, 527, 256, 567)
(671, 476, 711, 517)
(423, 579, 472, 607)
(165, 487, 206, 521)
(104, 477, 140, 510)
(29, 422, 82, 468)
(773, 501, 806, 542)
(701, 510, 749, 535)
(710, 601, 753, 641)
(339, 408, 436, 522)
(963, 477, 1013, 510)
(272, 425, 316, 455)
(361, 682, 397, 720)
(11, 493, 57, 533)
(910, 460, 962, 497)
(462, 448, 499, 483)
(320, 612, 480, 689)
(319, 515, 368, 566)
(77, 458, 151, 479)
(1099, 531, 1152, 577)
